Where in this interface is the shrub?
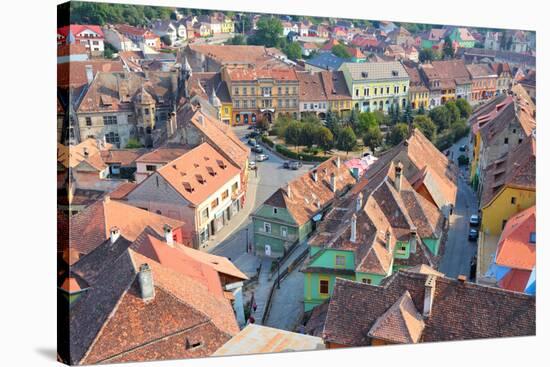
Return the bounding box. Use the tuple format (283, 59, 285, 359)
(458, 154, 469, 166)
(275, 144, 328, 162)
(261, 135, 274, 147)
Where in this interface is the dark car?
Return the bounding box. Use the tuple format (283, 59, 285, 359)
(283, 161, 290, 169)
(247, 124, 256, 130)
(468, 228, 479, 241)
(289, 161, 302, 170)
(459, 145, 467, 152)
(253, 145, 263, 153)
(247, 138, 256, 146)
(444, 150, 450, 156)
(469, 214, 481, 227)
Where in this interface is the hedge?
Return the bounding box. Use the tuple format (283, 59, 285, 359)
(261, 135, 275, 148)
(275, 144, 329, 162)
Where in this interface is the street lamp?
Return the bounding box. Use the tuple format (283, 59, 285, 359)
(276, 259, 280, 289)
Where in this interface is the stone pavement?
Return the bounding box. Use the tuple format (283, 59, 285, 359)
(264, 263, 304, 331)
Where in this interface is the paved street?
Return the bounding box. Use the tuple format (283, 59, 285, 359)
(439, 136, 479, 278)
(210, 126, 309, 265)
(264, 263, 305, 331)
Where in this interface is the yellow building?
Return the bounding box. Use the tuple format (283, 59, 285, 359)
(339, 61, 410, 113)
(222, 65, 300, 125)
(221, 17, 235, 33)
(479, 135, 535, 237)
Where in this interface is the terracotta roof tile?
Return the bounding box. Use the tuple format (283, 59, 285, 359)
(323, 272, 535, 346)
(57, 60, 124, 88)
(495, 206, 535, 270)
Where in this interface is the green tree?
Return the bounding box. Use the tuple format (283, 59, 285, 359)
(443, 36, 455, 59)
(413, 115, 437, 142)
(235, 15, 253, 34)
(248, 16, 283, 47)
(356, 112, 377, 135)
(317, 126, 334, 153)
(419, 48, 436, 63)
(125, 138, 143, 148)
(273, 115, 292, 138)
(362, 126, 383, 153)
(300, 123, 318, 148)
(257, 116, 270, 132)
(332, 44, 351, 58)
(402, 102, 413, 124)
(455, 98, 473, 119)
(227, 34, 246, 45)
(283, 41, 302, 60)
(160, 35, 172, 46)
(418, 104, 426, 115)
(336, 127, 357, 154)
(284, 121, 302, 149)
(429, 106, 451, 132)
(389, 123, 410, 146)
(445, 101, 461, 124)
(348, 108, 359, 129)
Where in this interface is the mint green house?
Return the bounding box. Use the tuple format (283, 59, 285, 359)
(302, 160, 445, 312)
(251, 157, 356, 258)
(448, 27, 476, 48)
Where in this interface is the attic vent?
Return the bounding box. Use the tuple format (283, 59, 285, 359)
(217, 159, 227, 169)
(100, 95, 113, 106)
(361, 71, 368, 78)
(172, 164, 177, 169)
(206, 166, 217, 176)
(193, 163, 199, 168)
(182, 182, 194, 192)
(196, 174, 206, 184)
(392, 70, 398, 76)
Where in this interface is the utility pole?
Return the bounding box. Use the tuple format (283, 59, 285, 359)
(276, 259, 280, 289)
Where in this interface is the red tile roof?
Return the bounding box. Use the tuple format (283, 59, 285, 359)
(495, 206, 535, 270)
(58, 24, 104, 38)
(155, 142, 241, 206)
(57, 60, 124, 88)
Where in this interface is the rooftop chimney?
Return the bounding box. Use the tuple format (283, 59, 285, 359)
(457, 275, 467, 283)
(409, 227, 417, 254)
(286, 183, 292, 199)
(110, 226, 120, 244)
(330, 173, 336, 193)
(356, 192, 363, 212)
(312, 170, 318, 182)
(350, 213, 357, 242)
(394, 162, 403, 192)
(83, 147, 89, 158)
(423, 275, 436, 317)
(384, 229, 392, 251)
(85, 65, 94, 85)
(335, 156, 341, 168)
(164, 224, 174, 247)
(138, 263, 155, 301)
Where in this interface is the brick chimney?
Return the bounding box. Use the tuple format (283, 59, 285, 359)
(138, 263, 155, 301)
(356, 192, 363, 212)
(85, 65, 94, 85)
(457, 275, 467, 283)
(394, 162, 403, 192)
(409, 227, 417, 253)
(384, 229, 392, 250)
(110, 226, 120, 244)
(312, 169, 318, 182)
(335, 156, 341, 168)
(164, 224, 174, 247)
(350, 213, 357, 242)
(286, 183, 292, 199)
(330, 173, 336, 193)
(423, 275, 436, 317)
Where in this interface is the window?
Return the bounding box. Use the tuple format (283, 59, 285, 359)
(232, 182, 238, 193)
(304, 103, 308, 110)
(222, 189, 229, 201)
(278, 99, 283, 108)
(386, 86, 390, 94)
(85, 117, 92, 126)
(273, 207, 278, 214)
(355, 89, 359, 97)
(504, 137, 509, 144)
(251, 100, 256, 108)
(319, 279, 329, 295)
(211, 198, 219, 209)
(104, 132, 120, 144)
(145, 165, 157, 172)
(511, 197, 516, 204)
(264, 222, 272, 233)
(403, 85, 407, 93)
(374, 87, 377, 95)
(278, 87, 282, 95)
(103, 115, 118, 125)
(281, 226, 288, 237)
(529, 232, 536, 244)
(285, 87, 289, 95)
(234, 87, 239, 95)
(201, 208, 209, 221)
(243, 87, 247, 96)
(251, 87, 256, 95)
(366, 88, 370, 96)
(502, 220, 508, 230)
(243, 100, 248, 109)
(335, 255, 345, 267)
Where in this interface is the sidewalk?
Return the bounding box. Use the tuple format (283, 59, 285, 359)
(203, 170, 260, 252)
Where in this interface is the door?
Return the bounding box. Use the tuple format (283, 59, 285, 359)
(265, 244, 272, 257)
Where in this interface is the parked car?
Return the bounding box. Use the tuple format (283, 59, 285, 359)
(459, 145, 467, 152)
(247, 138, 256, 146)
(253, 145, 263, 153)
(469, 214, 480, 227)
(445, 150, 450, 156)
(256, 154, 268, 162)
(289, 161, 302, 170)
(249, 161, 257, 170)
(247, 124, 256, 130)
(283, 161, 290, 169)
(468, 228, 479, 241)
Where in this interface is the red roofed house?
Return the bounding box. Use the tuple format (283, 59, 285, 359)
(115, 24, 161, 50)
(487, 206, 535, 294)
(57, 24, 105, 56)
(126, 142, 243, 249)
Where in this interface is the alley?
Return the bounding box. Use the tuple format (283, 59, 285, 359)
(439, 136, 479, 278)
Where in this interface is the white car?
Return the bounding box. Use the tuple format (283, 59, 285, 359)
(256, 154, 269, 162)
(249, 161, 257, 170)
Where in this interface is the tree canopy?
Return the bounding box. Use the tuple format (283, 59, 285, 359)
(336, 127, 357, 154)
(389, 123, 410, 145)
(332, 44, 351, 59)
(248, 16, 283, 48)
